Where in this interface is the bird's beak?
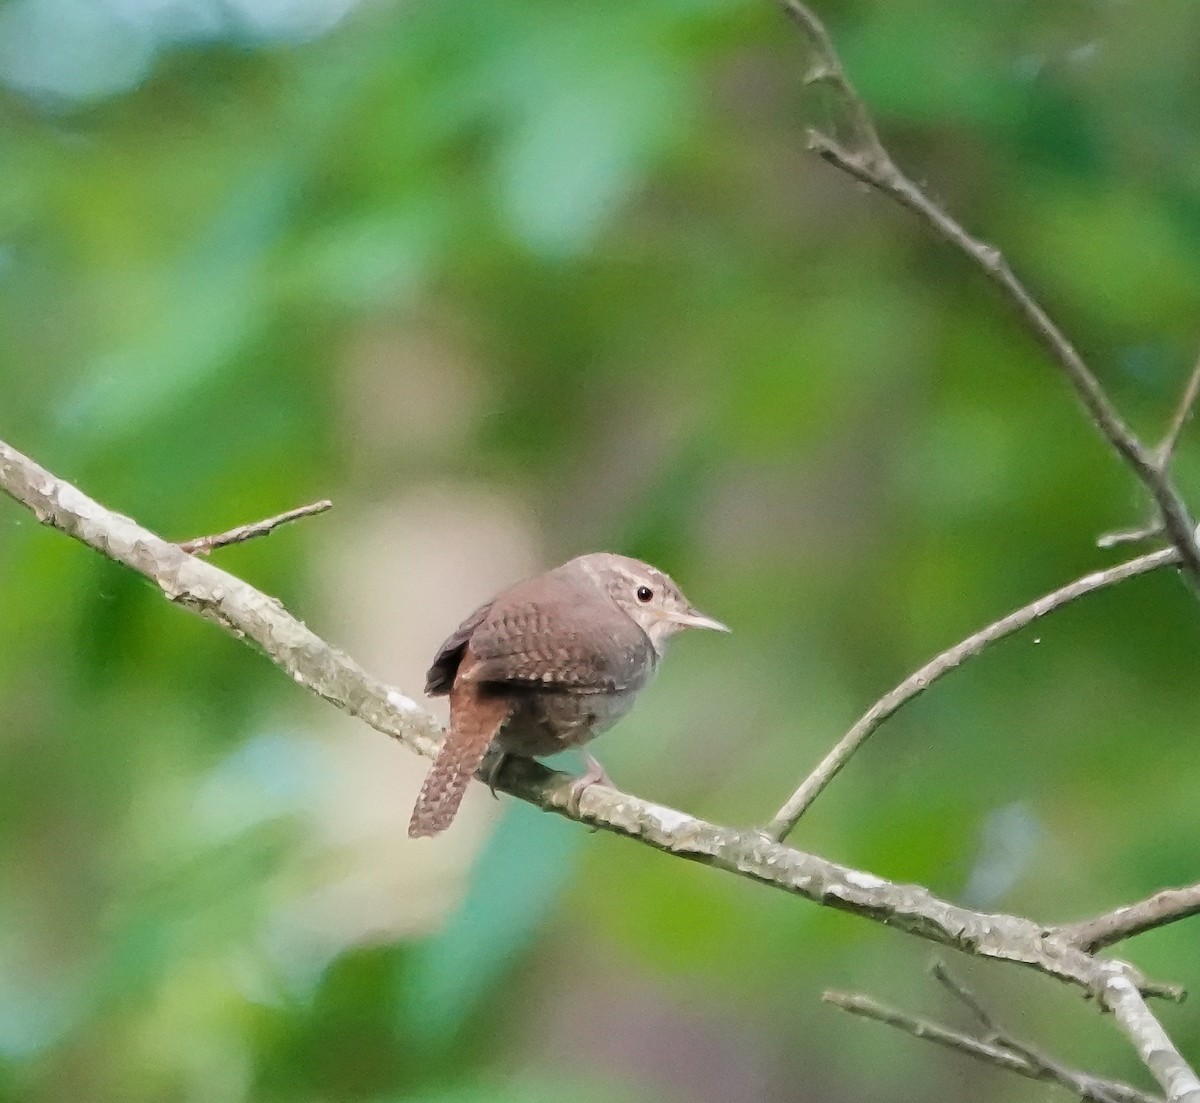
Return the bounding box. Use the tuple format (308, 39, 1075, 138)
(668, 607, 731, 633)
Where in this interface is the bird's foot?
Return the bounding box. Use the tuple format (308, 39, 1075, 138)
(483, 749, 509, 798)
(567, 753, 613, 816)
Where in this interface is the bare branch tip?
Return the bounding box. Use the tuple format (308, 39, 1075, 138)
(1148, 981, 1187, 1005)
(765, 547, 1174, 836)
(179, 497, 334, 556)
(803, 126, 832, 151)
(1155, 356, 1200, 468)
(1097, 513, 1168, 549)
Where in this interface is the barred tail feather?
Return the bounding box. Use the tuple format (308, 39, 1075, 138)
(408, 688, 508, 838)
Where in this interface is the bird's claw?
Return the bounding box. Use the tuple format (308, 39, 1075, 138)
(566, 754, 613, 816)
(483, 750, 509, 798)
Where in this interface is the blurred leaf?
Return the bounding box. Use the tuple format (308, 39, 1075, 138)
(58, 162, 299, 439)
(495, 52, 690, 256)
(3, 0, 1200, 1100)
(404, 800, 581, 1044)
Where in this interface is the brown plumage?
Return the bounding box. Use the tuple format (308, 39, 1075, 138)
(407, 552, 728, 838)
(408, 647, 512, 838)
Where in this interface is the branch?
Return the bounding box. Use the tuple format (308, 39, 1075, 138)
(915, 960, 1200, 1103)
(768, 11, 1200, 1069)
(926, 958, 1167, 1102)
(1099, 524, 1167, 551)
(928, 959, 998, 1034)
(825, 968, 1161, 1103)
(1061, 884, 1200, 953)
(1100, 965, 1200, 1103)
(179, 499, 333, 556)
(5, 437, 1198, 1100)
(761, 545, 1179, 840)
(0, 440, 444, 763)
(0, 435, 1183, 1009)
(1156, 356, 1200, 470)
(1100, 356, 1200, 549)
(779, 0, 1200, 586)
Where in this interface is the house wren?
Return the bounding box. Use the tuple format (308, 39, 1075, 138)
(408, 552, 729, 837)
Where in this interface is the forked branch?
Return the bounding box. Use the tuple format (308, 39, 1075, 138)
(778, 0, 1200, 585)
(1, 435, 1197, 1099)
(826, 962, 1161, 1103)
(1101, 355, 1200, 549)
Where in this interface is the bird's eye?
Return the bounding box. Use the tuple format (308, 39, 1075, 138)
(636, 586, 654, 603)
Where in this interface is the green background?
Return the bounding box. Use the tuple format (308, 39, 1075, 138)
(2, 0, 1199, 1100)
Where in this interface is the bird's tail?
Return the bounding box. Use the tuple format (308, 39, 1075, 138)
(408, 689, 509, 838)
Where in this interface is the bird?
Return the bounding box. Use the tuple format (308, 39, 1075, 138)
(408, 552, 728, 837)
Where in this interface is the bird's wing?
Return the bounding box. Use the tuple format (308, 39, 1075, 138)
(425, 599, 493, 696)
(463, 580, 654, 694)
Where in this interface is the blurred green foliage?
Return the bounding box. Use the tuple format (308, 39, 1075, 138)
(3, 0, 1200, 1101)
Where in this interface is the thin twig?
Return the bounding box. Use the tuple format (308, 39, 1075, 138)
(1061, 884, 1200, 953)
(778, 0, 881, 150)
(928, 959, 1108, 1091)
(1156, 357, 1200, 470)
(4, 434, 1197, 1101)
(779, 0, 1200, 587)
(1099, 523, 1165, 550)
(0, 435, 1184, 1007)
(179, 499, 333, 556)
(1098, 355, 1200, 548)
(764, 0, 1200, 839)
(761, 546, 1179, 840)
(929, 960, 997, 1035)
(824, 986, 1160, 1103)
